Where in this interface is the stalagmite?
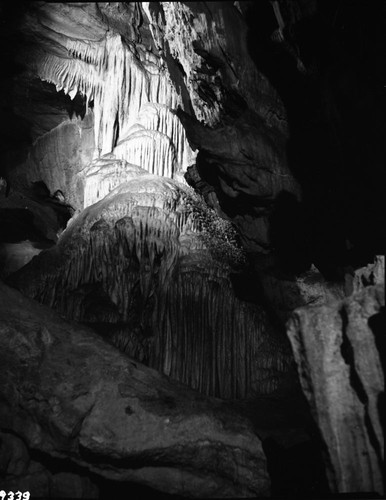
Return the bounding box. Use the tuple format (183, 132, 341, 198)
(9, 175, 291, 399)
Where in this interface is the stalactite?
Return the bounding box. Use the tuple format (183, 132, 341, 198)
(34, 32, 186, 164)
(114, 129, 177, 179)
(36, 53, 102, 104)
(82, 159, 148, 208)
(32, 32, 199, 206)
(135, 103, 196, 171)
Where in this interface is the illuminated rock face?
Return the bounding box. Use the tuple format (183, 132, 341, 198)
(4, 1, 298, 253)
(9, 112, 95, 212)
(28, 21, 196, 181)
(10, 174, 291, 399)
(287, 284, 384, 496)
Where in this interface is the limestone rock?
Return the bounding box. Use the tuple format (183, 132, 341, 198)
(287, 285, 384, 495)
(0, 281, 270, 498)
(0, 431, 99, 499)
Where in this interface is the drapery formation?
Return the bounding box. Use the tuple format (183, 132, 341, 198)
(9, 173, 291, 399)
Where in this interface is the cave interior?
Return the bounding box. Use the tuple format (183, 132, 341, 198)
(0, 1, 384, 499)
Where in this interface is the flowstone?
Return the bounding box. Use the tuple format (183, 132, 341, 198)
(9, 173, 291, 399)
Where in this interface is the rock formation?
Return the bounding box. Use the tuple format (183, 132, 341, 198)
(0, 281, 270, 498)
(9, 171, 291, 400)
(287, 280, 384, 495)
(0, 0, 384, 497)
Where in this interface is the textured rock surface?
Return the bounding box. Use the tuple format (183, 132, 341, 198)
(254, 261, 345, 324)
(8, 173, 291, 400)
(349, 255, 385, 296)
(0, 431, 99, 499)
(0, 280, 270, 498)
(287, 285, 384, 495)
(7, 110, 95, 213)
(178, 107, 300, 252)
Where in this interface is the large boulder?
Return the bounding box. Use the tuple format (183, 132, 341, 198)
(0, 280, 270, 498)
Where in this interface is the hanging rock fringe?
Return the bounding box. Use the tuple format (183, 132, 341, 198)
(33, 32, 196, 177)
(10, 177, 291, 399)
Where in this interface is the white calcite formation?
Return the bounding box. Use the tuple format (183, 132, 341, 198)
(9, 174, 291, 400)
(31, 30, 196, 191)
(8, 2, 293, 402)
(81, 158, 148, 208)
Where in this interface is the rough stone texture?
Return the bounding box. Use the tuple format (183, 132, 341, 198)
(0, 280, 270, 498)
(350, 255, 385, 296)
(177, 108, 300, 252)
(255, 261, 345, 324)
(287, 285, 384, 495)
(0, 431, 99, 499)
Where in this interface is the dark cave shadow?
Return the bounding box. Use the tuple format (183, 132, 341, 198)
(25, 448, 181, 500)
(267, 190, 311, 275)
(0, 182, 74, 244)
(368, 307, 386, 378)
(0, 208, 49, 243)
(243, 0, 386, 275)
(262, 435, 330, 498)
